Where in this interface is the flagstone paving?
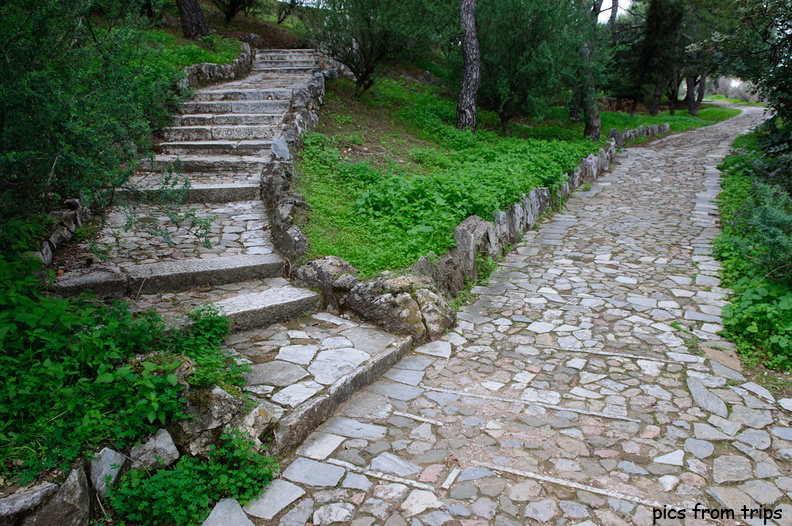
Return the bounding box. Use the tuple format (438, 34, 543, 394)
(225, 105, 792, 526)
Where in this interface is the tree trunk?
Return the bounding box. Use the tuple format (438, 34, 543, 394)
(692, 74, 706, 117)
(608, 0, 619, 26)
(649, 70, 665, 116)
(569, 89, 583, 123)
(630, 99, 638, 117)
(685, 75, 697, 114)
(499, 113, 511, 135)
(456, 0, 480, 132)
(581, 43, 601, 141)
(176, 0, 209, 40)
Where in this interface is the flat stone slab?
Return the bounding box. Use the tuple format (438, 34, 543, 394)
(281, 457, 346, 487)
(244, 360, 308, 387)
(370, 452, 421, 476)
(414, 341, 452, 358)
(308, 348, 370, 385)
(687, 377, 728, 417)
(203, 499, 253, 526)
(243, 480, 305, 520)
(318, 417, 388, 440)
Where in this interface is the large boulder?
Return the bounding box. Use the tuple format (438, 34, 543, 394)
(345, 275, 453, 340)
(171, 387, 245, 455)
(129, 429, 180, 470)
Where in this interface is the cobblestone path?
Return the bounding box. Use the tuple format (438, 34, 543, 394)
(219, 106, 792, 526)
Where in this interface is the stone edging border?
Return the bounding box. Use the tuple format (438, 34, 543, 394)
(179, 42, 253, 90)
(264, 115, 670, 341)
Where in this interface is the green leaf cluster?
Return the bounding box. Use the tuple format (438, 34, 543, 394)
(0, 256, 236, 483)
(715, 132, 792, 371)
(108, 431, 277, 525)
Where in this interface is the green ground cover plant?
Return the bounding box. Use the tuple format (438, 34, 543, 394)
(715, 132, 792, 370)
(108, 431, 276, 525)
(0, 257, 243, 484)
(295, 77, 740, 277)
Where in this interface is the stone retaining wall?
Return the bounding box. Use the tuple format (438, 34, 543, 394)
(179, 42, 253, 90)
(24, 199, 91, 267)
(265, 120, 671, 340)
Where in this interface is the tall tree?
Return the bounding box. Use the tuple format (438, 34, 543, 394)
(476, 0, 578, 134)
(175, 0, 210, 39)
(306, 0, 426, 97)
(456, 0, 480, 131)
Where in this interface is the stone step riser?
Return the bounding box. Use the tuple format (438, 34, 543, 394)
(162, 126, 278, 142)
(192, 89, 292, 102)
(253, 60, 319, 69)
(174, 114, 284, 126)
(214, 289, 322, 331)
(180, 101, 291, 114)
(157, 143, 271, 157)
(251, 65, 317, 75)
(54, 255, 284, 297)
(141, 157, 267, 173)
(121, 184, 260, 204)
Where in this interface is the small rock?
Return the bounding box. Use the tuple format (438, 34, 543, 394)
(400, 490, 443, 517)
(313, 502, 355, 525)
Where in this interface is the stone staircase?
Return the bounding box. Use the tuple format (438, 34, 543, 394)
(53, 48, 415, 456)
(55, 49, 325, 330)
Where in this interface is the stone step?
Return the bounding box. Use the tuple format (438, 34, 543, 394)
(141, 155, 269, 173)
(123, 182, 260, 203)
(255, 49, 319, 57)
(192, 88, 293, 102)
(251, 64, 317, 75)
(54, 254, 283, 296)
(173, 113, 284, 127)
(156, 140, 272, 157)
(162, 125, 279, 142)
(180, 100, 290, 114)
(214, 286, 322, 331)
(253, 59, 319, 69)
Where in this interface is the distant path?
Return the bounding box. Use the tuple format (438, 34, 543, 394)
(238, 106, 792, 526)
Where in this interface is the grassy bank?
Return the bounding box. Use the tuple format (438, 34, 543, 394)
(295, 77, 740, 277)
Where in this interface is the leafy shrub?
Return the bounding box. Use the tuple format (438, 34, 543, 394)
(0, 256, 235, 483)
(722, 279, 792, 369)
(108, 432, 277, 526)
(715, 131, 792, 370)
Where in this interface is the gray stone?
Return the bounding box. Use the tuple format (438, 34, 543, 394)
(687, 377, 728, 417)
(713, 455, 753, 483)
(470, 497, 497, 519)
(421, 510, 454, 526)
(370, 452, 421, 476)
(343, 473, 373, 491)
(730, 405, 773, 429)
(736, 428, 771, 450)
(370, 381, 424, 401)
(773, 427, 792, 440)
(272, 135, 292, 160)
(309, 348, 370, 385)
(90, 447, 127, 498)
(203, 499, 254, 526)
(319, 417, 388, 439)
(282, 458, 346, 487)
(446, 504, 472, 517)
(608, 498, 634, 516)
(245, 361, 308, 387)
(343, 393, 392, 419)
(400, 490, 443, 516)
(560, 500, 590, 518)
(457, 467, 496, 482)
(244, 480, 306, 519)
(296, 432, 345, 460)
(280, 498, 315, 526)
(708, 415, 742, 436)
(414, 341, 452, 358)
(711, 361, 746, 381)
(740, 480, 783, 505)
(22, 467, 89, 526)
(684, 438, 714, 459)
(708, 486, 755, 511)
(693, 423, 731, 440)
(272, 381, 323, 407)
(654, 450, 684, 466)
(313, 503, 355, 525)
(524, 499, 557, 522)
(130, 429, 179, 470)
(0, 483, 58, 518)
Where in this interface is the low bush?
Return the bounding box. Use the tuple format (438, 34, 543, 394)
(0, 256, 240, 484)
(108, 431, 277, 526)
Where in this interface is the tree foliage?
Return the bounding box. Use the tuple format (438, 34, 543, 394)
(0, 0, 183, 254)
(475, 0, 580, 133)
(306, 0, 430, 97)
